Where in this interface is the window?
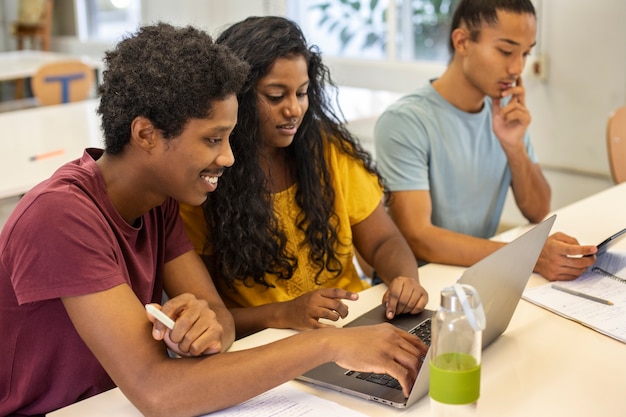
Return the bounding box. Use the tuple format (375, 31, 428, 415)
(76, 0, 141, 43)
(286, 0, 459, 63)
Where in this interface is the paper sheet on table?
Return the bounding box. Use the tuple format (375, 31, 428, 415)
(523, 251, 626, 343)
(204, 383, 368, 417)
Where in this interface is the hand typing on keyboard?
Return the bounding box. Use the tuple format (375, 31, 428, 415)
(331, 323, 429, 398)
(346, 318, 431, 391)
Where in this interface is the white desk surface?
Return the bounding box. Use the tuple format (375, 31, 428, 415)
(49, 182, 626, 417)
(0, 98, 103, 199)
(0, 50, 103, 82)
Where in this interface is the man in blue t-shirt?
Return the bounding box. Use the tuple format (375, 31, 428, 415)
(375, 0, 596, 281)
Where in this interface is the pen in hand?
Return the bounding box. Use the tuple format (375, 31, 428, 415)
(145, 304, 175, 329)
(551, 284, 613, 306)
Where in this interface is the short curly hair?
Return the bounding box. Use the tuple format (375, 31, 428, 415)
(97, 22, 249, 154)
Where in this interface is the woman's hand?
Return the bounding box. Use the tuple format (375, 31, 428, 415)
(383, 276, 428, 319)
(279, 288, 359, 330)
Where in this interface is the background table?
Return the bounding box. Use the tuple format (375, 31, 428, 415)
(49, 182, 626, 417)
(0, 50, 103, 82)
(0, 98, 102, 199)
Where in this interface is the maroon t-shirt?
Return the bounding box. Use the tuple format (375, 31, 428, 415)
(0, 149, 193, 416)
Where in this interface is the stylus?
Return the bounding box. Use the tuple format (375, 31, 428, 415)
(145, 304, 175, 330)
(551, 284, 613, 306)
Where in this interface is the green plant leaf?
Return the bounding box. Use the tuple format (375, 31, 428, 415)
(339, 26, 355, 49)
(308, 1, 331, 12)
(363, 32, 380, 48)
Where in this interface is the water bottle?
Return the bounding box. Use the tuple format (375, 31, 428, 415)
(429, 284, 486, 416)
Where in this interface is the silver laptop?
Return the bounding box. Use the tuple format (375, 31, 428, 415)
(298, 214, 556, 408)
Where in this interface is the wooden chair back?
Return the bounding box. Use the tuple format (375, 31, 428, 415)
(30, 60, 95, 106)
(607, 106, 626, 184)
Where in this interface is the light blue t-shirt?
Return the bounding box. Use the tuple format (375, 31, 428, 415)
(374, 82, 536, 238)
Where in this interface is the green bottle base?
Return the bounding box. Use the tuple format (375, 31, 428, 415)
(429, 352, 481, 405)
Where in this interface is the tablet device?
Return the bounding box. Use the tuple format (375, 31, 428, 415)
(596, 227, 626, 256)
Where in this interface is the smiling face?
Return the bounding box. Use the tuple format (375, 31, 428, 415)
(156, 95, 238, 206)
(255, 55, 310, 152)
(459, 10, 536, 99)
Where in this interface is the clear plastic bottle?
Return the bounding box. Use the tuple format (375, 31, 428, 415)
(429, 284, 486, 417)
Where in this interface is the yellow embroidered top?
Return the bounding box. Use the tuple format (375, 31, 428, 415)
(179, 142, 381, 308)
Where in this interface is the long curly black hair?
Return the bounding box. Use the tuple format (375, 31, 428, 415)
(97, 22, 249, 154)
(202, 16, 384, 289)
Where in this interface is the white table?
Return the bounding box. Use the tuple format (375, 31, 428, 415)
(49, 182, 626, 417)
(0, 50, 103, 82)
(0, 98, 103, 199)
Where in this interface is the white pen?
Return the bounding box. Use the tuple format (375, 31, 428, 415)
(145, 304, 175, 330)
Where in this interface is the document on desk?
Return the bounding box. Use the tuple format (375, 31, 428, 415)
(523, 251, 626, 343)
(204, 383, 368, 417)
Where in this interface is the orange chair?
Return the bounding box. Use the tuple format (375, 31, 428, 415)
(606, 106, 626, 184)
(30, 61, 95, 106)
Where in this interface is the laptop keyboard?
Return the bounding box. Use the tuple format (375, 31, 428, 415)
(409, 318, 432, 346)
(344, 318, 431, 390)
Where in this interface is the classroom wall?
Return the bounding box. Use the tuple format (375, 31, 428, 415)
(528, 0, 626, 177)
(139, 0, 266, 36)
(0, 0, 16, 51)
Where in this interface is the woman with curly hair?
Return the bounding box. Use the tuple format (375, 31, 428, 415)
(180, 16, 428, 338)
